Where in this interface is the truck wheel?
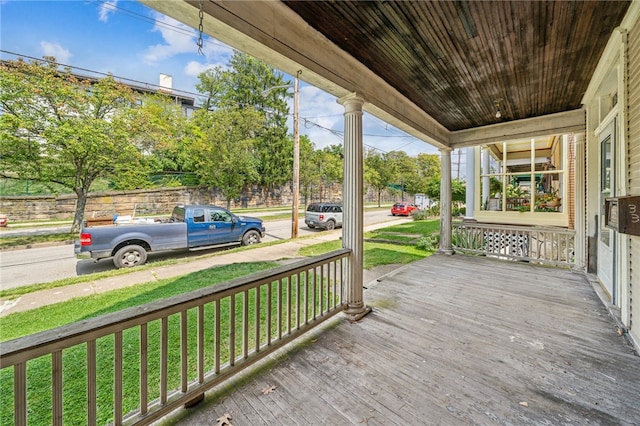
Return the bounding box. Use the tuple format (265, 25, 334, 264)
(113, 244, 148, 268)
(326, 220, 336, 230)
(242, 230, 261, 246)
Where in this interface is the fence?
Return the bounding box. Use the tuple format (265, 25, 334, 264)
(0, 250, 350, 425)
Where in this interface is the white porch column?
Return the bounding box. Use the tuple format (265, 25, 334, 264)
(482, 148, 490, 206)
(439, 147, 454, 254)
(338, 94, 371, 321)
(465, 147, 475, 219)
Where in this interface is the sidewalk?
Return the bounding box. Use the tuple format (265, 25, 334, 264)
(0, 221, 404, 317)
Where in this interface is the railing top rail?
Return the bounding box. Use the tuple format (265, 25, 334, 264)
(1, 248, 351, 367)
(453, 221, 575, 235)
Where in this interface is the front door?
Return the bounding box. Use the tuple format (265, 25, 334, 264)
(597, 119, 616, 303)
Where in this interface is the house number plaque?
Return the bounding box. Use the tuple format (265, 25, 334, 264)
(605, 196, 640, 236)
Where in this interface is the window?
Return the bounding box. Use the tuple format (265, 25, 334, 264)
(193, 209, 205, 223)
(480, 137, 566, 214)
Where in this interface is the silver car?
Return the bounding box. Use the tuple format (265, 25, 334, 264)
(305, 202, 343, 230)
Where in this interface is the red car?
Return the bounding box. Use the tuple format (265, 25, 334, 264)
(391, 202, 418, 216)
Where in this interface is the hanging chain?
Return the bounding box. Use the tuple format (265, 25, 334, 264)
(197, 0, 204, 56)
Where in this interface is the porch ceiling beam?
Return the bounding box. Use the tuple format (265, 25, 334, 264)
(449, 109, 586, 148)
(140, 0, 450, 149)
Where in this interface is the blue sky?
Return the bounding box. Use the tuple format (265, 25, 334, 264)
(1, 0, 440, 157)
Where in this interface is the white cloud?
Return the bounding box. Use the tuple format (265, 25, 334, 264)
(142, 13, 197, 64)
(183, 60, 227, 78)
(98, 0, 118, 22)
(40, 41, 72, 64)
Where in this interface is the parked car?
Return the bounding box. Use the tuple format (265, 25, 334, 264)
(391, 202, 419, 216)
(305, 202, 343, 230)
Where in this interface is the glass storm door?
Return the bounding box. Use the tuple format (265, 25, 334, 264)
(598, 119, 616, 303)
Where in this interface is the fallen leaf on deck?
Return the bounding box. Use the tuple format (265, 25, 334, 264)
(262, 385, 277, 395)
(214, 412, 233, 426)
(519, 401, 529, 407)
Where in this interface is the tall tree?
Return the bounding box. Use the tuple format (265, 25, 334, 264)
(0, 58, 151, 232)
(190, 107, 263, 209)
(133, 94, 193, 187)
(302, 144, 344, 202)
(364, 149, 395, 206)
(195, 51, 292, 189)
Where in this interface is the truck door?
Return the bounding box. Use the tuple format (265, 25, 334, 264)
(207, 208, 236, 245)
(187, 207, 211, 248)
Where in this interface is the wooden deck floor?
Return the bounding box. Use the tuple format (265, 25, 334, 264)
(165, 254, 640, 425)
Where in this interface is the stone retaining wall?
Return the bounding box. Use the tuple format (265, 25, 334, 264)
(0, 184, 355, 222)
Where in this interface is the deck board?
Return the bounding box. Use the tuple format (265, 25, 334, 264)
(168, 254, 640, 425)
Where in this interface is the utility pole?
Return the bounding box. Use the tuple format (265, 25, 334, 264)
(292, 72, 300, 239)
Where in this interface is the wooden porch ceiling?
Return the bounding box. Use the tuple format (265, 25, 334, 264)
(283, 1, 631, 132)
(143, 1, 631, 148)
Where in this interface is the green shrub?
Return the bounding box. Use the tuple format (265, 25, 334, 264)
(412, 209, 430, 221)
(415, 232, 440, 251)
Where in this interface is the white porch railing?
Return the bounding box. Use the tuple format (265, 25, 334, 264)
(452, 221, 576, 268)
(0, 249, 350, 426)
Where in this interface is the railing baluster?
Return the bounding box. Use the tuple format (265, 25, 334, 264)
(214, 299, 221, 374)
(268, 280, 274, 346)
(52, 350, 62, 426)
(243, 290, 249, 360)
(229, 294, 236, 366)
(296, 272, 301, 330)
(114, 331, 123, 425)
(305, 270, 310, 324)
(320, 263, 326, 314)
(331, 260, 336, 309)
(139, 325, 148, 415)
(14, 362, 26, 426)
(255, 286, 261, 352)
(160, 317, 168, 404)
(181, 311, 188, 393)
(198, 306, 204, 384)
(313, 267, 318, 319)
(88, 340, 97, 424)
(278, 278, 283, 340)
(286, 277, 291, 336)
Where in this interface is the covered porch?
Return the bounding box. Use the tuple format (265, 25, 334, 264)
(168, 254, 640, 425)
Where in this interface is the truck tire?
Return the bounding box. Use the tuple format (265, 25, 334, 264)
(242, 230, 261, 246)
(113, 244, 148, 268)
(325, 220, 336, 230)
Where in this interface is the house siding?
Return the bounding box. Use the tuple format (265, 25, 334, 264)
(627, 13, 640, 347)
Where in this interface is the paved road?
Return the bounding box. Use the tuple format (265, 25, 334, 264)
(0, 209, 407, 289)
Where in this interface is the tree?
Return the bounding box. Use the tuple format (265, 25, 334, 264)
(413, 153, 441, 194)
(133, 94, 193, 187)
(364, 149, 396, 206)
(195, 51, 292, 189)
(189, 107, 263, 209)
(425, 178, 466, 205)
(297, 141, 345, 203)
(0, 58, 151, 232)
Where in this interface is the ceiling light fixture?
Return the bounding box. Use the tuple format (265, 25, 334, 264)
(495, 99, 503, 119)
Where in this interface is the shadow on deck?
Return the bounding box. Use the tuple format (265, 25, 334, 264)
(163, 254, 640, 425)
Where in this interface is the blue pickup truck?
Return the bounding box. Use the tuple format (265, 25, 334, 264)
(75, 205, 265, 268)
